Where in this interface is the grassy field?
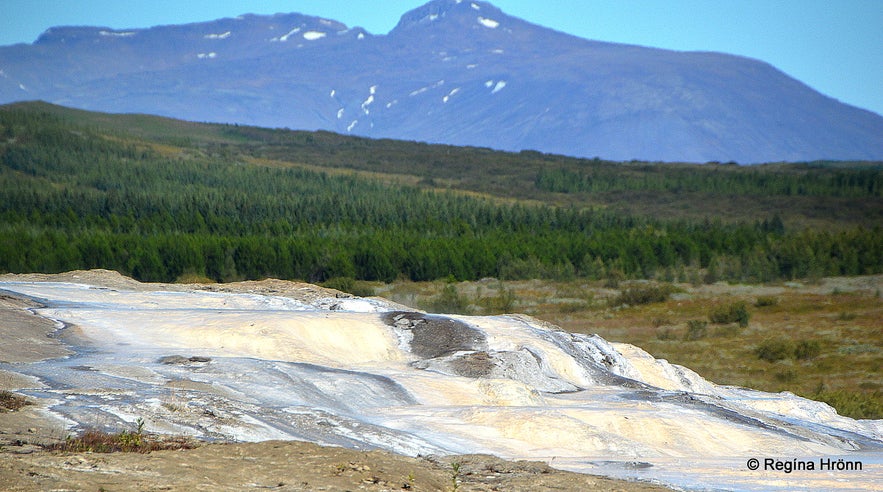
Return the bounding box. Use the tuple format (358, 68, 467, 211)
(369, 275, 883, 419)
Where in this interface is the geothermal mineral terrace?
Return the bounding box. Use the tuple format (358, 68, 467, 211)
(1, 273, 880, 491)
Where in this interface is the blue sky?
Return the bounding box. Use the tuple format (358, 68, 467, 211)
(4, 0, 882, 116)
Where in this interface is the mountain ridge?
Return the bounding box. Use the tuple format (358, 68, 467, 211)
(2, 0, 881, 163)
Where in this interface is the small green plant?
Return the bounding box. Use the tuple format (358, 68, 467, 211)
(450, 461, 461, 491)
(709, 301, 750, 327)
(402, 471, 416, 489)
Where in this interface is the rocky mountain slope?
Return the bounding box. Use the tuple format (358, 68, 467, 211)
(2, 0, 882, 162)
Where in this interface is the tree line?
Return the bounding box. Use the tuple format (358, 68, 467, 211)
(1, 108, 881, 284)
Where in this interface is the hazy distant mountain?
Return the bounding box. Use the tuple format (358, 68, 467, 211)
(2, 0, 881, 163)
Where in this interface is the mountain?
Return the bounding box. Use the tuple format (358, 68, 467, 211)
(2, 0, 882, 163)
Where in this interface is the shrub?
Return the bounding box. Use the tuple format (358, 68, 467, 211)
(46, 418, 196, 453)
(755, 338, 793, 362)
(754, 296, 778, 307)
(774, 369, 797, 382)
(175, 271, 216, 284)
(709, 301, 750, 327)
(683, 320, 708, 341)
(0, 390, 31, 412)
(612, 283, 675, 307)
(794, 339, 822, 360)
(425, 284, 472, 314)
(321, 277, 375, 297)
(478, 283, 518, 314)
(812, 389, 883, 420)
(656, 328, 677, 340)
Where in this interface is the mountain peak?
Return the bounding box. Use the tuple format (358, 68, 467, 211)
(391, 0, 505, 33)
(4, 2, 882, 162)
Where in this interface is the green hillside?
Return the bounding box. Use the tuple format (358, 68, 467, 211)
(2, 101, 881, 284)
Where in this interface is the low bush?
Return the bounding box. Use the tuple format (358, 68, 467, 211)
(754, 296, 778, 307)
(612, 283, 676, 307)
(0, 390, 31, 412)
(794, 339, 822, 360)
(478, 283, 518, 314)
(755, 338, 793, 362)
(683, 320, 708, 341)
(709, 301, 750, 327)
(812, 389, 883, 420)
(425, 284, 472, 314)
(46, 418, 196, 453)
(321, 277, 375, 297)
(656, 328, 678, 340)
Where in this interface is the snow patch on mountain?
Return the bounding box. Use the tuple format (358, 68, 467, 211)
(272, 27, 300, 42)
(99, 30, 136, 38)
(361, 95, 374, 114)
(443, 87, 461, 103)
(303, 31, 327, 41)
(409, 80, 445, 97)
(204, 31, 231, 40)
(478, 17, 499, 29)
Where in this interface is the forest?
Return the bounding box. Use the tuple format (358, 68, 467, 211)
(1, 102, 881, 284)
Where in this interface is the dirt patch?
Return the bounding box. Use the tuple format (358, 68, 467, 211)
(0, 440, 671, 492)
(0, 292, 71, 364)
(449, 351, 496, 377)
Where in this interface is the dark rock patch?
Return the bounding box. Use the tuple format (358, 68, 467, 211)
(382, 311, 487, 359)
(158, 355, 212, 365)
